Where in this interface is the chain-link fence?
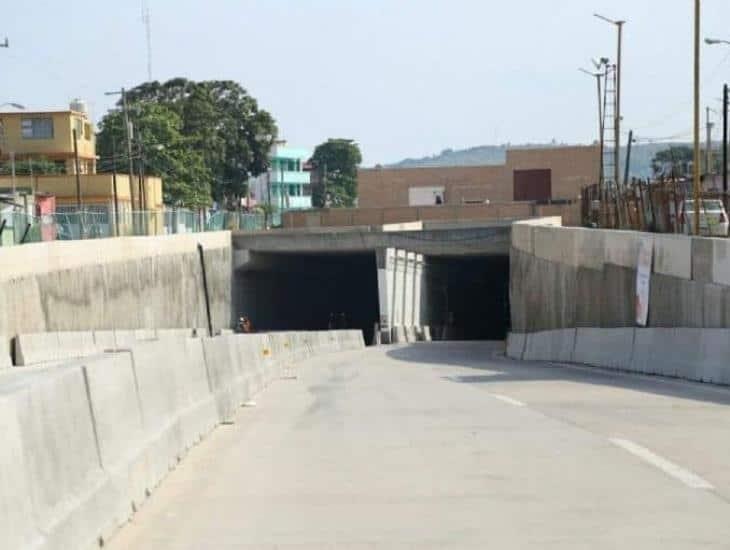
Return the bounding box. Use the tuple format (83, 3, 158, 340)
(0, 208, 276, 246)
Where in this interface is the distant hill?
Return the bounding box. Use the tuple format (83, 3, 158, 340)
(387, 142, 690, 179)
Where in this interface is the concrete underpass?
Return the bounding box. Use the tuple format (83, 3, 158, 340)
(234, 246, 510, 345)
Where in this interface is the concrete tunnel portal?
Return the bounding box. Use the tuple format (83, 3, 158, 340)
(233, 249, 510, 345)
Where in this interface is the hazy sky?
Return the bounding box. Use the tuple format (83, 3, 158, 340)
(3, 1, 730, 165)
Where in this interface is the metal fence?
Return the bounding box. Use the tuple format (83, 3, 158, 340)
(0, 208, 280, 246)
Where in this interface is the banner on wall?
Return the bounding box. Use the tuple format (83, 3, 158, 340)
(635, 237, 654, 327)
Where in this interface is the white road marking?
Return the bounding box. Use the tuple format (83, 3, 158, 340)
(491, 394, 526, 407)
(610, 438, 714, 490)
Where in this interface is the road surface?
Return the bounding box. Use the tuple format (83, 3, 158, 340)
(109, 342, 730, 549)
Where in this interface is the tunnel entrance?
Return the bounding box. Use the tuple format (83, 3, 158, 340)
(235, 252, 380, 344)
(427, 255, 510, 341)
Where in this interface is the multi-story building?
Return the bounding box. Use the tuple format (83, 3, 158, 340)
(0, 101, 96, 174)
(249, 143, 312, 211)
(0, 101, 163, 238)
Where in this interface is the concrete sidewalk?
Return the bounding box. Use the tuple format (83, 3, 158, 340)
(108, 342, 730, 549)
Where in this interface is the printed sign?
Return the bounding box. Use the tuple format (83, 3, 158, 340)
(635, 237, 653, 327)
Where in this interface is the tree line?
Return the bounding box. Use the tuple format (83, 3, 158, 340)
(95, 78, 361, 209)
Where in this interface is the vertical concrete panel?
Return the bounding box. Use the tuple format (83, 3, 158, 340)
(600, 264, 635, 327)
(392, 249, 406, 332)
(0, 396, 39, 550)
(404, 252, 416, 330)
(413, 254, 424, 330)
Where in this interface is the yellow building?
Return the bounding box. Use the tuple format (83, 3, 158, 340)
(0, 104, 96, 174)
(0, 102, 168, 236)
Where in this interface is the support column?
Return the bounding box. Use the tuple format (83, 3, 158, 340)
(413, 253, 424, 340)
(376, 248, 395, 344)
(404, 251, 416, 342)
(392, 249, 407, 343)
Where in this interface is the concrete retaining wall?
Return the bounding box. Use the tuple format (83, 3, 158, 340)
(0, 232, 232, 351)
(509, 218, 730, 384)
(0, 329, 364, 550)
(509, 326, 730, 386)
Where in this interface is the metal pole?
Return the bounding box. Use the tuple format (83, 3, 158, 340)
(722, 84, 730, 198)
(197, 243, 214, 337)
(693, 0, 701, 235)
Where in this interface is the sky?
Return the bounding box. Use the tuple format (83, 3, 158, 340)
(3, 0, 730, 166)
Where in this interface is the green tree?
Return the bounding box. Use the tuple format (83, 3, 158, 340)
(310, 139, 362, 207)
(651, 146, 693, 178)
(97, 78, 278, 208)
(97, 102, 211, 206)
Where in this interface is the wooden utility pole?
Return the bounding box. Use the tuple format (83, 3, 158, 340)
(73, 128, 82, 211)
(693, 0, 701, 235)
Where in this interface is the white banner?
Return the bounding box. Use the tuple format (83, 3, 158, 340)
(635, 237, 653, 327)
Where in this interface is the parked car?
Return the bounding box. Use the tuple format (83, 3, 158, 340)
(679, 199, 729, 237)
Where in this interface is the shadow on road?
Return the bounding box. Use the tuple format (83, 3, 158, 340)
(385, 341, 730, 408)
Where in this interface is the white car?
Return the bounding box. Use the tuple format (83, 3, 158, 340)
(680, 199, 730, 237)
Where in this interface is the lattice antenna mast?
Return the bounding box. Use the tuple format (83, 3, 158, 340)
(142, 0, 152, 81)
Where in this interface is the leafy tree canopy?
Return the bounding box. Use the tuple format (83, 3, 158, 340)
(309, 139, 362, 208)
(97, 78, 278, 208)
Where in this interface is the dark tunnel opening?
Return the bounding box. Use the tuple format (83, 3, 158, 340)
(235, 252, 380, 344)
(427, 255, 510, 341)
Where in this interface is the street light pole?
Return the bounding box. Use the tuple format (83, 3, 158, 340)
(693, 0, 701, 235)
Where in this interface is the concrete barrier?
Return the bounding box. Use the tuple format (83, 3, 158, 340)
(523, 329, 576, 363)
(1, 337, 11, 368)
(130, 340, 186, 490)
(506, 332, 525, 360)
(200, 336, 241, 423)
(572, 328, 635, 369)
(81, 354, 148, 527)
(11, 364, 119, 550)
(0, 328, 366, 550)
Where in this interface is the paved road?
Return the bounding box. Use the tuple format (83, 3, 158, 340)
(109, 342, 730, 549)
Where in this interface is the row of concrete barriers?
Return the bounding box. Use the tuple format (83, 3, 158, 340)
(507, 328, 730, 386)
(10, 327, 228, 367)
(0, 329, 364, 550)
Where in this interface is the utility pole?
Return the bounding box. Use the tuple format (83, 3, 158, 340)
(73, 129, 84, 238)
(623, 130, 634, 190)
(722, 84, 730, 198)
(104, 88, 136, 215)
(111, 132, 120, 236)
(693, 0, 701, 235)
(9, 152, 16, 208)
(72, 129, 82, 211)
(706, 107, 714, 179)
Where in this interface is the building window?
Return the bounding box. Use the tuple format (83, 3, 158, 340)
(21, 118, 54, 139)
(84, 122, 92, 140)
(289, 184, 297, 196)
(74, 118, 83, 139)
